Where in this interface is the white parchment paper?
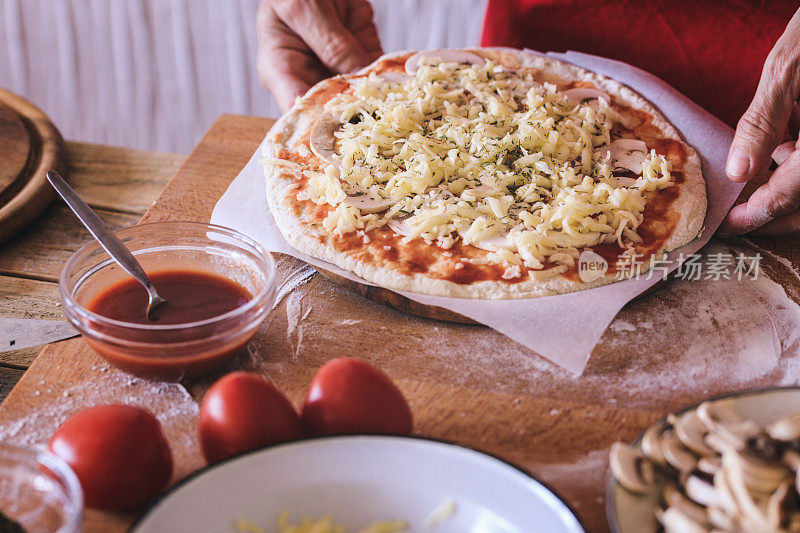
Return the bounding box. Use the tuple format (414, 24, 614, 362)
(211, 51, 743, 375)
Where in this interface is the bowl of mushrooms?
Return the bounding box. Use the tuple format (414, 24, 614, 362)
(607, 387, 800, 533)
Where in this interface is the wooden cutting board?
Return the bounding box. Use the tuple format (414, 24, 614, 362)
(315, 267, 477, 323)
(3, 115, 800, 533)
(0, 89, 65, 244)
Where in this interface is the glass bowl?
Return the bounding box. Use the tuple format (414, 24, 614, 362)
(0, 444, 83, 533)
(60, 221, 276, 381)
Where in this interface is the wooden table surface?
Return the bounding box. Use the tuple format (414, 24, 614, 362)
(3, 114, 800, 533)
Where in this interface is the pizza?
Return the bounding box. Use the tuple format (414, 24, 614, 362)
(262, 48, 706, 299)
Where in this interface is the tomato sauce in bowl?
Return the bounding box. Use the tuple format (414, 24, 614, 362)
(87, 271, 252, 326)
(60, 222, 276, 381)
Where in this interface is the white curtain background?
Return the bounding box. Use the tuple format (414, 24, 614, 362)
(0, 0, 486, 153)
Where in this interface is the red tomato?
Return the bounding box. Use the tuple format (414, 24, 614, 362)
(301, 358, 413, 436)
(198, 372, 302, 464)
(48, 404, 172, 511)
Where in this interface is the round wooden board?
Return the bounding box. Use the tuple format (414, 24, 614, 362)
(0, 88, 65, 245)
(315, 267, 479, 324)
(316, 267, 669, 325)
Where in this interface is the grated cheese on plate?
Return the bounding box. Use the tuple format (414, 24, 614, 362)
(234, 512, 408, 533)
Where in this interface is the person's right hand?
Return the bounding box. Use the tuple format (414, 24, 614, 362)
(720, 8, 800, 235)
(257, 0, 383, 112)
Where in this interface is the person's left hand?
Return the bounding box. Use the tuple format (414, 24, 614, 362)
(720, 8, 800, 235)
(257, 0, 383, 112)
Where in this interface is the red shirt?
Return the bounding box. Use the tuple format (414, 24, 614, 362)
(480, 0, 797, 127)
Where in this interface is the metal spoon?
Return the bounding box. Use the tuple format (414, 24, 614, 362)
(46, 170, 167, 320)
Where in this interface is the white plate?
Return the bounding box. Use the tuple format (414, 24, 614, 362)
(132, 435, 584, 533)
(606, 386, 800, 533)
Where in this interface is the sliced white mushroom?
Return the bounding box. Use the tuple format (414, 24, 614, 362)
(784, 449, 800, 471)
(562, 87, 611, 105)
(738, 503, 774, 532)
(766, 479, 794, 529)
(387, 216, 411, 236)
(706, 427, 763, 455)
(405, 50, 486, 75)
(724, 450, 791, 494)
(684, 471, 722, 507)
(608, 138, 647, 153)
(600, 139, 648, 174)
(713, 467, 743, 520)
(722, 455, 774, 531)
(674, 410, 715, 456)
(697, 456, 722, 476)
(683, 417, 717, 457)
(662, 433, 699, 473)
(617, 404, 800, 533)
(655, 506, 708, 533)
(309, 112, 340, 165)
(469, 234, 514, 252)
(453, 223, 513, 253)
(707, 505, 736, 531)
(767, 412, 800, 442)
(611, 176, 638, 188)
(610, 442, 657, 494)
(697, 400, 743, 430)
(705, 432, 736, 455)
(342, 195, 395, 214)
(662, 483, 709, 525)
(641, 424, 669, 466)
(698, 401, 761, 452)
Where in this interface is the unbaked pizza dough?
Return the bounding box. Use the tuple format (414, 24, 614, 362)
(263, 48, 706, 299)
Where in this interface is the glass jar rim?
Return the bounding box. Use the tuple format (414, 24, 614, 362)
(59, 221, 277, 332)
(0, 443, 84, 533)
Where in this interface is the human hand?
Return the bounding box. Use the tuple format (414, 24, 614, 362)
(721, 8, 800, 235)
(257, 0, 383, 112)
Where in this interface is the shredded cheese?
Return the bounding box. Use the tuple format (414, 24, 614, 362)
(289, 57, 674, 271)
(234, 512, 407, 533)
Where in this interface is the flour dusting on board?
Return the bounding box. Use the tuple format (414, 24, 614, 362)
(0, 370, 199, 456)
(285, 290, 312, 359)
(236, 240, 800, 414)
(273, 263, 316, 309)
(369, 241, 800, 411)
(596, 243, 800, 391)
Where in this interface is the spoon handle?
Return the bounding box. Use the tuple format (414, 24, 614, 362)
(46, 171, 157, 294)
